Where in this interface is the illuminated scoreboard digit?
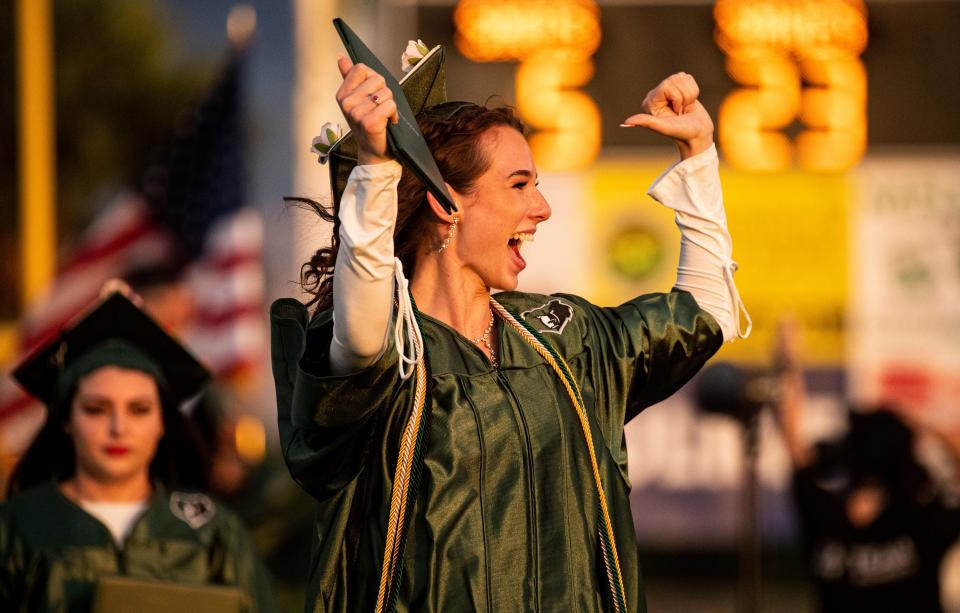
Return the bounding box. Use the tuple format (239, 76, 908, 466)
(714, 0, 869, 172)
(454, 0, 868, 172)
(454, 0, 602, 171)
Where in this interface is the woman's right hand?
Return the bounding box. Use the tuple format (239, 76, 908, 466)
(336, 56, 399, 166)
(621, 72, 714, 160)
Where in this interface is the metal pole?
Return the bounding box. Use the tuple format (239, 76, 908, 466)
(15, 0, 57, 309)
(738, 410, 761, 613)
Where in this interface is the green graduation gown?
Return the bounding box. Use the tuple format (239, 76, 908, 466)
(271, 289, 722, 612)
(0, 482, 276, 613)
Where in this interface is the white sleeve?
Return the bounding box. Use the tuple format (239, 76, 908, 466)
(647, 144, 751, 342)
(328, 160, 403, 374)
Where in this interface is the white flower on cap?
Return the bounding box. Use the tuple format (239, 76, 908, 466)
(401, 39, 429, 74)
(311, 122, 342, 164)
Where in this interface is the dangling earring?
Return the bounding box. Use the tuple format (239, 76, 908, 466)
(437, 214, 459, 254)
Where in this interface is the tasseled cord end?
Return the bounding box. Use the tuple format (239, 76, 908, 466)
(393, 258, 424, 380)
(723, 260, 752, 340)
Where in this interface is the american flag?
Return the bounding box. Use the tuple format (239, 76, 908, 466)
(0, 49, 265, 455)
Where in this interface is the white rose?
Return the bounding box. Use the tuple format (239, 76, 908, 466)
(401, 39, 430, 74)
(310, 122, 342, 164)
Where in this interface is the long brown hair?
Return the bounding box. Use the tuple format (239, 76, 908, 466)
(293, 103, 525, 313)
(6, 380, 211, 497)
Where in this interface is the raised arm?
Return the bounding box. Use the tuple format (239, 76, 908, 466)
(623, 73, 749, 342)
(772, 318, 815, 468)
(328, 57, 402, 374)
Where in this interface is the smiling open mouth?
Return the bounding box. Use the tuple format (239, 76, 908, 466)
(508, 232, 534, 252)
(508, 232, 534, 267)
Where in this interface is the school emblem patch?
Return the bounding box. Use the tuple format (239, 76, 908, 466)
(520, 299, 574, 334)
(170, 492, 216, 529)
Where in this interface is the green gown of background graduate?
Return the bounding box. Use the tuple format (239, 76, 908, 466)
(272, 288, 722, 612)
(0, 292, 275, 613)
(0, 481, 274, 613)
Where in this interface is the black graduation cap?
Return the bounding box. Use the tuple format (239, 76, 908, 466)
(329, 18, 456, 213)
(12, 291, 210, 407)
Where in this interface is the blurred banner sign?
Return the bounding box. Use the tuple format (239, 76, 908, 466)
(585, 157, 849, 366)
(850, 155, 960, 421)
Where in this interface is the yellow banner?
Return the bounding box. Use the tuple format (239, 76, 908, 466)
(586, 156, 850, 366)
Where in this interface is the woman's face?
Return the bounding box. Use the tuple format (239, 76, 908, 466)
(67, 366, 165, 486)
(454, 126, 551, 290)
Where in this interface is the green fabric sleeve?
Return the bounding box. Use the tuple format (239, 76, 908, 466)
(271, 298, 409, 610)
(0, 502, 47, 612)
(214, 510, 278, 613)
(560, 290, 723, 475)
(270, 298, 399, 500)
(0, 504, 23, 611)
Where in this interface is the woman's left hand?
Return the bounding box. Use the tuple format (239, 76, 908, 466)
(621, 72, 714, 160)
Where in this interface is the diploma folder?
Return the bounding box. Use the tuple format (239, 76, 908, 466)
(93, 575, 243, 613)
(333, 18, 457, 213)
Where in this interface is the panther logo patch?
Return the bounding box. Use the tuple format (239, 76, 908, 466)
(520, 299, 574, 334)
(170, 492, 216, 529)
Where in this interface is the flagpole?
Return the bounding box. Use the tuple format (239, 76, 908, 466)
(16, 0, 57, 310)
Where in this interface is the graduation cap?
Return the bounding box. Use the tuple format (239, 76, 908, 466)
(329, 19, 458, 213)
(12, 291, 210, 407)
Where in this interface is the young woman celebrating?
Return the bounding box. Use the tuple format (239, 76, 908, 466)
(1, 289, 275, 613)
(272, 46, 748, 613)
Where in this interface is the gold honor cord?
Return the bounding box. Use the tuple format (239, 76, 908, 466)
(374, 297, 626, 613)
(374, 316, 428, 613)
(492, 299, 628, 613)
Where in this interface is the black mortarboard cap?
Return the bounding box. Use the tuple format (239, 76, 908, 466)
(12, 292, 210, 406)
(329, 18, 455, 213)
